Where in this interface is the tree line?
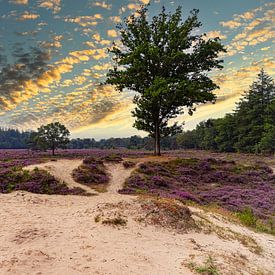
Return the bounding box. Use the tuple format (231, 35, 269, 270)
(176, 70, 275, 154)
(0, 127, 177, 151)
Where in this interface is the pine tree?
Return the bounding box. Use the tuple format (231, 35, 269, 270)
(234, 70, 274, 153)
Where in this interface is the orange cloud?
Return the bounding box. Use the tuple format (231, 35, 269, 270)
(9, 0, 28, 5)
(205, 30, 227, 40)
(92, 1, 112, 10)
(17, 11, 40, 21)
(107, 29, 118, 38)
(38, 0, 61, 14)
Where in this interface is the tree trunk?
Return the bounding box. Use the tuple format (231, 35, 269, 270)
(52, 143, 55, 156)
(153, 137, 157, 155)
(154, 122, 161, 156)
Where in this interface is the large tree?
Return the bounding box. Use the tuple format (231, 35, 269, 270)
(106, 6, 226, 155)
(234, 69, 275, 153)
(36, 122, 70, 155)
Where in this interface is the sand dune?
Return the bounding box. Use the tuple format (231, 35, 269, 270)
(0, 159, 274, 275)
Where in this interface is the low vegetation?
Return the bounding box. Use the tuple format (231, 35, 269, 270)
(101, 217, 127, 226)
(102, 154, 123, 162)
(72, 156, 109, 188)
(122, 160, 136, 168)
(120, 157, 275, 232)
(72, 157, 109, 184)
(0, 167, 87, 195)
(136, 197, 198, 233)
(187, 256, 219, 275)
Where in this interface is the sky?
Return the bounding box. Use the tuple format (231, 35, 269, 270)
(0, 0, 274, 139)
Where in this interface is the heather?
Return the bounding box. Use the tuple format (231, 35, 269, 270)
(137, 197, 198, 233)
(0, 148, 150, 161)
(0, 150, 89, 195)
(72, 156, 110, 186)
(0, 167, 87, 195)
(120, 158, 275, 226)
(122, 160, 136, 168)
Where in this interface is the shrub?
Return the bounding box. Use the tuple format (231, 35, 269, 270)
(102, 217, 127, 226)
(237, 208, 258, 228)
(0, 168, 88, 195)
(102, 154, 123, 162)
(122, 161, 136, 168)
(72, 157, 109, 186)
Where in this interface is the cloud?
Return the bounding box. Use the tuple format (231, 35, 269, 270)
(213, 57, 275, 97)
(127, 3, 140, 10)
(5, 84, 129, 132)
(221, 4, 274, 57)
(205, 30, 227, 40)
(9, 0, 28, 5)
(92, 1, 112, 10)
(65, 15, 102, 27)
(92, 63, 111, 71)
(220, 20, 242, 29)
(181, 57, 275, 129)
(38, 0, 61, 14)
(85, 41, 96, 48)
(261, 46, 270, 51)
(17, 11, 40, 21)
(92, 33, 101, 42)
(107, 29, 118, 38)
(40, 35, 63, 49)
(0, 47, 51, 110)
(234, 11, 255, 21)
(109, 16, 121, 23)
(220, 7, 259, 29)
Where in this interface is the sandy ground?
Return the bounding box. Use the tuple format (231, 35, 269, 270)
(0, 159, 275, 275)
(24, 159, 94, 194)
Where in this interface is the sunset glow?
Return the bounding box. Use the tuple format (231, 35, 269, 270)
(0, 0, 274, 139)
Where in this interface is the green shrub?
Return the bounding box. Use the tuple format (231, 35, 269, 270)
(237, 208, 257, 228)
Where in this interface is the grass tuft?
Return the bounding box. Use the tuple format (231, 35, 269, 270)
(188, 256, 219, 275)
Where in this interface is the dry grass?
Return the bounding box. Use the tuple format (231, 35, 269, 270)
(136, 197, 199, 233)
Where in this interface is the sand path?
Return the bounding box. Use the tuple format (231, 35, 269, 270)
(24, 159, 95, 194)
(0, 159, 274, 274)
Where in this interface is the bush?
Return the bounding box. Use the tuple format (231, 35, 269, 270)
(72, 157, 109, 186)
(122, 161, 136, 168)
(237, 208, 257, 228)
(0, 168, 88, 195)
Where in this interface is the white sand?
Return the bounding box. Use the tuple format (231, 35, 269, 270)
(0, 159, 274, 275)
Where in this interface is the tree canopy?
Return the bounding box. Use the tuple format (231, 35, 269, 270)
(106, 5, 226, 155)
(27, 122, 70, 155)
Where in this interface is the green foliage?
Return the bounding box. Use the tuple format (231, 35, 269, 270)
(188, 256, 219, 275)
(107, 5, 225, 155)
(237, 208, 257, 228)
(256, 124, 275, 154)
(0, 128, 30, 149)
(236, 208, 275, 235)
(33, 122, 70, 155)
(177, 70, 275, 154)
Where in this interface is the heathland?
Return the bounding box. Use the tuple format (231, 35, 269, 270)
(0, 148, 274, 274)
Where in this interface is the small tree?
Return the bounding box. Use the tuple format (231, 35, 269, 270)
(36, 122, 70, 155)
(106, 6, 225, 155)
